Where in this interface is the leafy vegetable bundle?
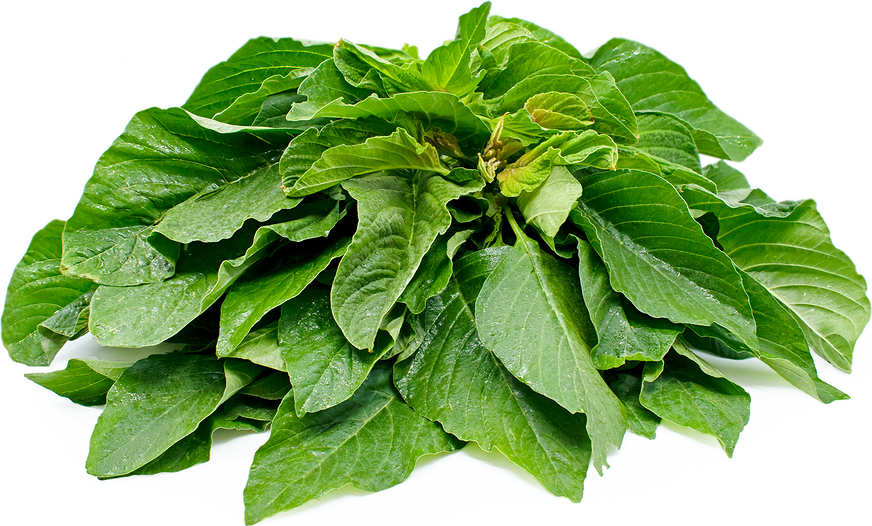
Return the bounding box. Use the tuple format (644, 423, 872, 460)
(3, 2, 869, 523)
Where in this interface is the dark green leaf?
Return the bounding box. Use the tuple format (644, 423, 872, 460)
(26, 358, 133, 406)
(2, 221, 97, 365)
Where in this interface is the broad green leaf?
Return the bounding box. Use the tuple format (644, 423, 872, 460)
(703, 160, 750, 191)
(332, 171, 484, 350)
(498, 130, 617, 196)
(334, 39, 431, 95)
(590, 39, 762, 161)
(152, 163, 299, 244)
(216, 322, 286, 372)
(285, 58, 374, 121)
(482, 41, 595, 99)
(577, 237, 681, 369)
(633, 112, 702, 174)
(279, 117, 400, 190)
(91, 202, 343, 348)
(525, 92, 594, 130)
(480, 17, 536, 64)
(279, 286, 386, 416)
(640, 346, 750, 457)
(616, 146, 716, 193)
(86, 353, 259, 477)
(243, 364, 460, 524)
(399, 230, 472, 315)
(493, 72, 637, 142)
(688, 269, 848, 403)
(287, 92, 491, 152)
(286, 128, 449, 197)
(494, 108, 561, 146)
(487, 15, 584, 59)
(183, 37, 333, 123)
(62, 107, 290, 286)
(131, 411, 267, 477)
(604, 367, 660, 439)
(422, 2, 490, 96)
(395, 247, 593, 501)
(217, 237, 350, 355)
(2, 221, 97, 366)
(679, 185, 870, 371)
(475, 216, 626, 474)
(571, 169, 758, 348)
(26, 358, 133, 406)
(239, 371, 291, 400)
(517, 166, 582, 238)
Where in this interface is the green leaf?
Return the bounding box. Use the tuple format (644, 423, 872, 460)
(498, 130, 617, 196)
(492, 72, 637, 143)
(91, 202, 343, 348)
(679, 185, 870, 371)
(702, 160, 750, 191)
(475, 214, 626, 474)
(517, 166, 582, 238)
(62, 107, 290, 286)
(395, 246, 592, 501)
(279, 117, 401, 190)
(590, 39, 762, 161)
(603, 366, 660, 439)
(525, 91, 594, 130)
(688, 269, 848, 403)
(152, 163, 300, 244)
(332, 171, 484, 350)
(633, 112, 702, 174)
(243, 363, 460, 524)
(288, 91, 491, 152)
(422, 2, 490, 96)
(334, 39, 431, 95)
(576, 237, 681, 369)
(25, 358, 133, 406)
(239, 371, 291, 400)
(487, 15, 584, 59)
(399, 230, 471, 314)
(284, 58, 374, 121)
(482, 41, 595, 99)
(86, 353, 259, 477)
(279, 286, 386, 416)
(285, 128, 449, 197)
(2, 221, 97, 365)
(216, 321, 286, 372)
(217, 236, 350, 355)
(571, 169, 758, 348)
(640, 345, 751, 457)
(183, 37, 333, 123)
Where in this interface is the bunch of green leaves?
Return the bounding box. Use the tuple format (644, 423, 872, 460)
(2, 2, 868, 524)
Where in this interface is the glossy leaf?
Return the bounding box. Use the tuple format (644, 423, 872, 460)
(679, 184, 870, 371)
(217, 237, 350, 355)
(286, 128, 449, 197)
(572, 169, 758, 348)
(395, 247, 593, 501)
(61, 108, 289, 286)
(516, 166, 582, 238)
(26, 358, 133, 406)
(279, 286, 385, 416)
(421, 2, 490, 96)
(243, 364, 460, 524)
(475, 216, 626, 473)
(640, 345, 750, 457)
(577, 237, 681, 369)
(86, 353, 259, 477)
(590, 39, 762, 161)
(2, 221, 97, 365)
(216, 322, 286, 372)
(183, 37, 333, 123)
(332, 171, 483, 350)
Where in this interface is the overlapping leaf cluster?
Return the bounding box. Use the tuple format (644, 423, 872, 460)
(3, 3, 869, 523)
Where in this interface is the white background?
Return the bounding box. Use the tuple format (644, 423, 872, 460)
(1, 1, 870, 524)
